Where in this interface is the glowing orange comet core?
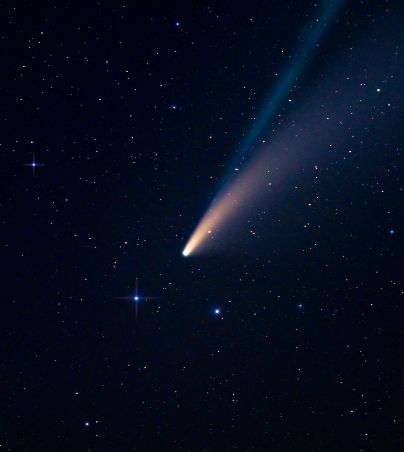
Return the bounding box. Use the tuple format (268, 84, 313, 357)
(182, 152, 272, 256)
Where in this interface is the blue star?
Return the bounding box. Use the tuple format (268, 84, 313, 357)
(24, 154, 44, 175)
(214, 308, 221, 316)
(115, 277, 157, 321)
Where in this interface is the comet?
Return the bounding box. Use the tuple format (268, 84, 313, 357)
(182, 143, 287, 256)
(182, 0, 345, 257)
(182, 153, 268, 256)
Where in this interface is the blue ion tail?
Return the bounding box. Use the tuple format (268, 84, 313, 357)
(227, 0, 346, 174)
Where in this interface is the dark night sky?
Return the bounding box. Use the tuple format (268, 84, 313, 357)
(1, 0, 403, 450)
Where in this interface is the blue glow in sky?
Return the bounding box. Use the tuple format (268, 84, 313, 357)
(228, 0, 346, 173)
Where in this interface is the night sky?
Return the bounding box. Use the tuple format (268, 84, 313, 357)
(2, 0, 404, 450)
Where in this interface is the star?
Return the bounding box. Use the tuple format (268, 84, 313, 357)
(24, 154, 44, 175)
(115, 277, 157, 321)
(214, 308, 221, 315)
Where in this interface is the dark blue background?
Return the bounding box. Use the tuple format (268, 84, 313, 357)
(1, 0, 403, 450)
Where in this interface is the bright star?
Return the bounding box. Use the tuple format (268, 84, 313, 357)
(214, 308, 221, 315)
(115, 277, 157, 321)
(25, 154, 44, 175)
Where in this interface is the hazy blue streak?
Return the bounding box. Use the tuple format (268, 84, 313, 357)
(228, 0, 345, 173)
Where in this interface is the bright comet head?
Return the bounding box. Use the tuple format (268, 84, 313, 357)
(182, 236, 200, 257)
(182, 224, 213, 257)
(181, 157, 262, 256)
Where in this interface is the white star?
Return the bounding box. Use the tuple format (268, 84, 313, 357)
(115, 277, 157, 321)
(24, 154, 44, 175)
